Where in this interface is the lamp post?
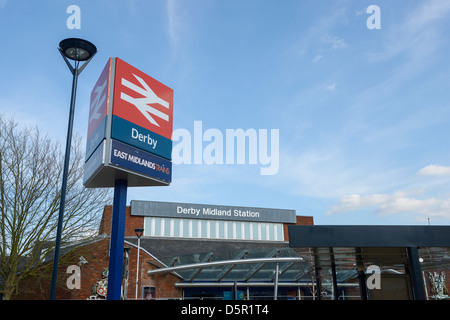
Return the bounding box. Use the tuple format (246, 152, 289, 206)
(49, 38, 97, 300)
(135, 228, 144, 300)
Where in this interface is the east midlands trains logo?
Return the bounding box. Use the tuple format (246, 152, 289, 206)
(113, 58, 173, 141)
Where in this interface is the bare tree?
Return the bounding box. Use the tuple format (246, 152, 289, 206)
(0, 115, 111, 299)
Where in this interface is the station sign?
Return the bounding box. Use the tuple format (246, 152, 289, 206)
(84, 58, 173, 188)
(130, 200, 297, 223)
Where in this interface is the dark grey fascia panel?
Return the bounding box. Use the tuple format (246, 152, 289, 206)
(130, 200, 297, 223)
(288, 225, 450, 248)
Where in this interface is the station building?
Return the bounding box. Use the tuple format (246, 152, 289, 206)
(13, 200, 450, 301)
(103, 200, 314, 300)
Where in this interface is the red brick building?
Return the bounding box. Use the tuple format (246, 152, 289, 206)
(14, 200, 313, 300)
(14, 200, 449, 300)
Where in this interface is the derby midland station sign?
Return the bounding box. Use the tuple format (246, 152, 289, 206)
(130, 200, 297, 223)
(84, 58, 174, 188)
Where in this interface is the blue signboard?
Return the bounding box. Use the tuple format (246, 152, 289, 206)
(85, 116, 106, 162)
(111, 115, 172, 160)
(110, 140, 171, 183)
(83, 139, 105, 185)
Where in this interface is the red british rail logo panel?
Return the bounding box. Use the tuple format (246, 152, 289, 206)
(87, 58, 111, 140)
(112, 58, 173, 141)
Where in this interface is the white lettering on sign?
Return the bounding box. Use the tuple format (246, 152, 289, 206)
(234, 209, 260, 218)
(113, 148, 128, 160)
(203, 208, 232, 217)
(120, 74, 170, 128)
(131, 127, 158, 149)
(177, 206, 201, 216)
(176, 206, 261, 220)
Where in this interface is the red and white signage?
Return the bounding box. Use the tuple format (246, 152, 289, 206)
(87, 59, 110, 140)
(112, 58, 173, 141)
(84, 57, 174, 188)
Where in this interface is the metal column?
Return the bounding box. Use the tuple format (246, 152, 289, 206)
(274, 263, 279, 300)
(107, 179, 128, 300)
(407, 247, 426, 300)
(355, 247, 367, 300)
(329, 248, 339, 300)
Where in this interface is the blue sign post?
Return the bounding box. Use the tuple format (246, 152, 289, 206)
(84, 57, 173, 300)
(106, 179, 128, 300)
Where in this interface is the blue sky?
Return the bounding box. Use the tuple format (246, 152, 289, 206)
(1, 0, 450, 225)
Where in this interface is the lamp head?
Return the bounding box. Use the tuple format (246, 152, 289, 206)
(59, 38, 97, 61)
(135, 228, 144, 238)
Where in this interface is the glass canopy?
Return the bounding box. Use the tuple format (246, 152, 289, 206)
(155, 247, 360, 284)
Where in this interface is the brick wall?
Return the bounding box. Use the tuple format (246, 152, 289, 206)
(98, 205, 182, 299)
(283, 215, 314, 241)
(14, 205, 313, 300)
(99, 205, 144, 237)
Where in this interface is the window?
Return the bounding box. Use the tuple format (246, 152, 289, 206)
(143, 217, 284, 241)
(142, 286, 156, 300)
(201, 220, 208, 238)
(252, 223, 259, 240)
(183, 219, 189, 237)
(235, 221, 242, 239)
(192, 220, 199, 238)
(173, 219, 180, 237)
(210, 220, 216, 238)
(244, 222, 251, 240)
(226, 221, 233, 239)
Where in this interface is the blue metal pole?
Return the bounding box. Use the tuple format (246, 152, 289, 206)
(107, 179, 128, 300)
(49, 63, 79, 300)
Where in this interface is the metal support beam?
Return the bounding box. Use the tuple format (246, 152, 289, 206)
(407, 247, 426, 300)
(355, 247, 368, 300)
(188, 252, 214, 282)
(293, 267, 313, 282)
(269, 261, 296, 281)
(243, 249, 280, 282)
(217, 250, 248, 282)
(148, 257, 303, 276)
(274, 263, 279, 300)
(174, 282, 359, 288)
(330, 248, 338, 300)
(168, 257, 179, 267)
(313, 248, 321, 300)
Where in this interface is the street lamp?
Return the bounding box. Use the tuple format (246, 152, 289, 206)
(135, 228, 144, 300)
(49, 38, 97, 300)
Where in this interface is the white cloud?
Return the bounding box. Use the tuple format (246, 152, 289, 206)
(327, 194, 389, 214)
(166, 0, 185, 49)
(322, 34, 347, 50)
(312, 54, 323, 63)
(326, 83, 336, 91)
(328, 191, 450, 221)
(326, 165, 450, 222)
(418, 164, 450, 177)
